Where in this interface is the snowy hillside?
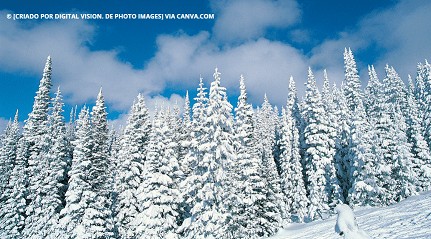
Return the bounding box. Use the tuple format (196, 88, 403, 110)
(270, 191, 431, 239)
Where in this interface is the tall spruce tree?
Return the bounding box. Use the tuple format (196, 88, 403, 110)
(21, 56, 62, 238)
(40, 87, 70, 237)
(181, 68, 236, 238)
(59, 106, 94, 238)
(254, 94, 288, 229)
(347, 101, 381, 206)
(178, 77, 209, 230)
(417, 61, 431, 151)
(228, 75, 269, 238)
(133, 108, 182, 239)
(0, 111, 23, 239)
(278, 77, 308, 223)
(302, 68, 341, 220)
(391, 106, 416, 201)
(364, 65, 382, 123)
(114, 94, 151, 238)
(0, 111, 20, 197)
(80, 89, 115, 238)
(331, 85, 351, 201)
(343, 48, 362, 111)
(405, 77, 431, 191)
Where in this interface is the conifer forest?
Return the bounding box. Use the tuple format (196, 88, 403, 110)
(1, 48, 431, 238)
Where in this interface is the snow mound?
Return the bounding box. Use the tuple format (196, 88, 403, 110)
(268, 191, 431, 239)
(335, 204, 370, 239)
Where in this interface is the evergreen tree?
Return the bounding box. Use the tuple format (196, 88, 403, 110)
(227, 75, 270, 238)
(383, 65, 408, 116)
(373, 102, 399, 205)
(331, 85, 351, 201)
(178, 77, 208, 229)
(405, 78, 431, 191)
(302, 68, 341, 220)
(81, 89, 115, 238)
(0, 111, 20, 197)
(364, 65, 382, 123)
(59, 106, 94, 238)
(278, 77, 308, 223)
(0, 111, 24, 239)
(181, 68, 236, 238)
(133, 108, 182, 239)
(347, 101, 381, 206)
(414, 62, 427, 124)
(21, 56, 60, 238)
(254, 94, 288, 229)
(114, 94, 151, 238)
(321, 71, 347, 203)
(343, 48, 362, 111)
(391, 106, 416, 201)
(41, 87, 70, 237)
(417, 61, 431, 150)
(60, 92, 115, 239)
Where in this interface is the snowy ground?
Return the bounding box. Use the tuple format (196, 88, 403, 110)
(269, 191, 431, 239)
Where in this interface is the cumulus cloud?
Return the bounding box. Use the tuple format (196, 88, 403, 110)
(310, 0, 431, 83)
(146, 32, 308, 106)
(1, 0, 430, 123)
(212, 0, 300, 43)
(0, 14, 161, 111)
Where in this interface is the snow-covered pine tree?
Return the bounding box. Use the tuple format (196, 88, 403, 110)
(302, 67, 341, 220)
(331, 85, 351, 202)
(227, 75, 269, 238)
(321, 70, 346, 204)
(416, 60, 431, 151)
(254, 94, 288, 229)
(114, 94, 151, 238)
(177, 91, 192, 169)
(58, 106, 93, 238)
(0, 125, 27, 238)
(343, 48, 362, 112)
(40, 87, 70, 237)
(383, 65, 409, 116)
(181, 68, 236, 238)
(364, 65, 381, 123)
(178, 77, 208, 229)
(347, 101, 381, 206)
(391, 106, 417, 201)
(373, 102, 401, 205)
(80, 88, 115, 238)
(405, 77, 431, 191)
(133, 107, 182, 239)
(184, 91, 191, 127)
(414, 62, 426, 118)
(0, 111, 20, 197)
(278, 77, 308, 223)
(0, 111, 23, 239)
(21, 56, 61, 238)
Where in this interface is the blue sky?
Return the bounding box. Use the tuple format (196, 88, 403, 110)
(0, 0, 430, 129)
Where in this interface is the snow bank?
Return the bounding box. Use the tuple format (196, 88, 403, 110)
(335, 204, 370, 239)
(268, 191, 431, 239)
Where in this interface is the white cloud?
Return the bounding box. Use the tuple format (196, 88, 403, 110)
(2, 0, 430, 124)
(211, 0, 300, 43)
(310, 0, 431, 83)
(145, 32, 309, 106)
(0, 13, 162, 111)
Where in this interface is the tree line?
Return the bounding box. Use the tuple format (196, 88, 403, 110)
(0, 48, 430, 238)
